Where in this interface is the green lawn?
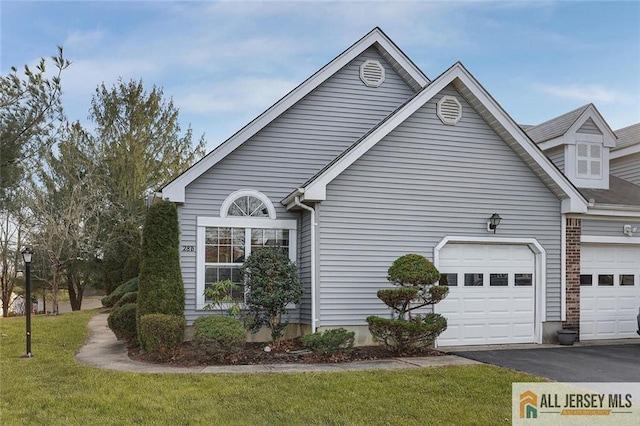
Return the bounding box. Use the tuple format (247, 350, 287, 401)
(0, 311, 545, 425)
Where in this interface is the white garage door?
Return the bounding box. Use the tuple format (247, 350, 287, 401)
(436, 244, 536, 346)
(580, 245, 640, 340)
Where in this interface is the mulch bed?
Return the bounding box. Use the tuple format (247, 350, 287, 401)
(128, 338, 445, 367)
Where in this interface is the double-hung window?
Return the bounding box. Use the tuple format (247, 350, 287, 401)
(196, 190, 297, 310)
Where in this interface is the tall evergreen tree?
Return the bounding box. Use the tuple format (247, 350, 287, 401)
(137, 199, 185, 347)
(90, 79, 206, 227)
(0, 47, 70, 206)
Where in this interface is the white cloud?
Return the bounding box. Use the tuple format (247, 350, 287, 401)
(63, 57, 159, 96)
(539, 84, 633, 104)
(174, 77, 298, 114)
(63, 29, 105, 52)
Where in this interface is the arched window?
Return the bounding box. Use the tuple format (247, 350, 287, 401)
(197, 189, 295, 309)
(220, 190, 276, 219)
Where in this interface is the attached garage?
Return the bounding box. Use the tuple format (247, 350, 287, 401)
(435, 242, 539, 347)
(580, 245, 640, 340)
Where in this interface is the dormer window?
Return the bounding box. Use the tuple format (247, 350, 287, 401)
(576, 142, 601, 179)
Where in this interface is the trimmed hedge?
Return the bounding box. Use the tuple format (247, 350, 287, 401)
(107, 303, 137, 344)
(193, 316, 246, 361)
(301, 328, 355, 355)
(137, 199, 185, 349)
(113, 291, 138, 309)
(138, 314, 185, 353)
(101, 277, 139, 308)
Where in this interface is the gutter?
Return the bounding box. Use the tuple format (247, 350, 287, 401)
(293, 195, 318, 333)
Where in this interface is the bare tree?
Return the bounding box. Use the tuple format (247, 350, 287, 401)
(0, 201, 28, 316)
(28, 122, 104, 314)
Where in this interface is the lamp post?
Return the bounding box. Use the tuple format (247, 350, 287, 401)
(21, 246, 33, 358)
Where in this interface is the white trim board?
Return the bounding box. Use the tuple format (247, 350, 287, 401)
(581, 236, 640, 244)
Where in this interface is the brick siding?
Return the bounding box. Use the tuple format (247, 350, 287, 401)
(565, 218, 581, 335)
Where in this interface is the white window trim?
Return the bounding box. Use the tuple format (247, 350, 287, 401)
(575, 142, 602, 179)
(433, 236, 546, 345)
(196, 217, 297, 310)
(220, 189, 277, 219)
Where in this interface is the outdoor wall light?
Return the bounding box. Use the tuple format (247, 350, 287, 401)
(21, 246, 33, 358)
(487, 213, 502, 234)
(623, 225, 637, 237)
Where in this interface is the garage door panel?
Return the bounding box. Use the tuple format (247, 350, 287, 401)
(488, 323, 509, 339)
(596, 297, 617, 311)
(437, 244, 536, 346)
(619, 296, 638, 310)
(514, 323, 534, 338)
(580, 245, 640, 341)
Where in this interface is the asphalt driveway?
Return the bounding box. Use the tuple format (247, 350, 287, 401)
(452, 343, 640, 382)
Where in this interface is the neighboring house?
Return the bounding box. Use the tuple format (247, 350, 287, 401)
(160, 28, 639, 346)
(526, 108, 640, 342)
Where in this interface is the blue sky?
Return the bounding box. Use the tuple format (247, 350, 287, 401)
(2, 1, 639, 151)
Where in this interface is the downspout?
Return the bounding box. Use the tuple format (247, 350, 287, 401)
(294, 196, 318, 333)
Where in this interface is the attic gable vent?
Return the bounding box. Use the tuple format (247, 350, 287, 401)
(437, 95, 462, 125)
(360, 60, 385, 87)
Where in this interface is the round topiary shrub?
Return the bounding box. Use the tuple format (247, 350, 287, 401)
(387, 253, 440, 287)
(107, 303, 137, 344)
(193, 316, 246, 362)
(366, 253, 449, 354)
(138, 314, 185, 353)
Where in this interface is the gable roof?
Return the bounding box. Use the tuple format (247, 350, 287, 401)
(526, 104, 591, 144)
(611, 123, 640, 159)
(524, 103, 617, 150)
(160, 27, 429, 203)
(283, 62, 588, 214)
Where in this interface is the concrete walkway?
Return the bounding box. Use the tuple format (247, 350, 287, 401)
(75, 313, 480, 374)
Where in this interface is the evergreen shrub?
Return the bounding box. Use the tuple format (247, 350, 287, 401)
(193, 316, 246, 361)
(243, 247, 303, 345)
(366, 254, 449, 354)
(113, 291, 138, 309)
(301, 328, 355, 355)
(137, 199, 185, 349)
(107, 303, 137, 344)
(101, 277, 138, 307)
(138, 314, 185, 353)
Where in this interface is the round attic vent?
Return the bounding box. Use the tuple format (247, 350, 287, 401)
(437, 95, 462, 125)
(360, 60, 385, 88)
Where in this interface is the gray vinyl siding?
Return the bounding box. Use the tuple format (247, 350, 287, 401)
(298, 210, 312, 324)
(178, 47, 416, 324)
(611, 153, 640, 185)
(546, 146, 565, 173)
(318, 85, 563, 326)
(582, 218, 640, 237)
(577, 118, 602, 135)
